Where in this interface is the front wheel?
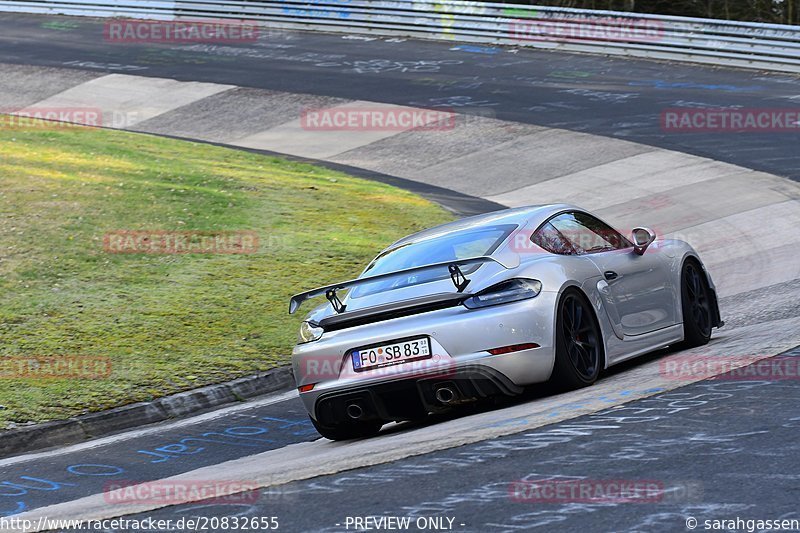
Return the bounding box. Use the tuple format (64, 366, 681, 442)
(550, 289, 603, 390)
(310, 416, 382, 441)
(679, 260, 712, 348)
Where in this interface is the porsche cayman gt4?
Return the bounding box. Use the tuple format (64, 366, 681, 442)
(289, 204, 723, 440)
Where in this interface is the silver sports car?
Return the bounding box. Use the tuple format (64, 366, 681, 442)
(289, 204, 723, 440)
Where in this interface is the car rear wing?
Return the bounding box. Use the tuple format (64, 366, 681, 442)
(289, 256, 507, 315)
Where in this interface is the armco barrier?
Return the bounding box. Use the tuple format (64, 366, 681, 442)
(1, 0, 800, 72)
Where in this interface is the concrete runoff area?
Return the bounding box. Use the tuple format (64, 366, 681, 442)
(28, 74, 233, 128)
(2, 65, 794, 299)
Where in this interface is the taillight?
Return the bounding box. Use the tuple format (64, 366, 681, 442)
(298, 383, 315, 393)
(463, 279, 542, 309)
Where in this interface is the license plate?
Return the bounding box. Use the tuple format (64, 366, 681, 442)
(351, 337, 431, 372)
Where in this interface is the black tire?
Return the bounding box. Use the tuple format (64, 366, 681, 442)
(679, 260, 713, 348)
(550, 288, 603, 390)
(310, 416, 382, 441)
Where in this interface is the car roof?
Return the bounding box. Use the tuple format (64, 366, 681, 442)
(388, 203, 578, 249)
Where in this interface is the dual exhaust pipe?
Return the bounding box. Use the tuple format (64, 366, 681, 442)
(345, 384, 459, 420)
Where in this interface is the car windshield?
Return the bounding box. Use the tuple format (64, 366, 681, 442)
(350, 224, 516, 298)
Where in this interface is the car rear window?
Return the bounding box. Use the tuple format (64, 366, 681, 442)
(351, 224, 517, 298)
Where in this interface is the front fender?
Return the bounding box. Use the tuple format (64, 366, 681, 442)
(665, 240, 724, 329)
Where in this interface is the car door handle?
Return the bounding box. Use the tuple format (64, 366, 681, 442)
(604, 271, 619, 281)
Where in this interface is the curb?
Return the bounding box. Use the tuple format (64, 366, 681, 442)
(0, 366, 294, 458)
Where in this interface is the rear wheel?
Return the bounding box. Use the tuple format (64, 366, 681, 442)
(680, 260, 712, 348)
(310, 416, 382, 441)
(550, 289, 603, 390)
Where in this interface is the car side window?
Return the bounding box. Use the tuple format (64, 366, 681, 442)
(531, 222, 578, 255)
(545, 212, 631, 254)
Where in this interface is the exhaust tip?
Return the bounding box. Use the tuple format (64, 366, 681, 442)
(345, 403, 364, 420)
(435, 386, 456, 404)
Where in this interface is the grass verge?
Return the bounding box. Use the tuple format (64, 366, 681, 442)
(0, 120, 454, 427)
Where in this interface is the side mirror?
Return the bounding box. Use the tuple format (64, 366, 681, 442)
(631, 227, 656, 256)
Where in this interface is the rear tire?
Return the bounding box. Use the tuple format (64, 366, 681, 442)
(679, 260, 713, 348)
(550, 288, 603, 390)
(310, 416, 382, 441)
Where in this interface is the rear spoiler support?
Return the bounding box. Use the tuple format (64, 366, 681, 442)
(448, 264, 471, 292)
(325, 289, 346, 314)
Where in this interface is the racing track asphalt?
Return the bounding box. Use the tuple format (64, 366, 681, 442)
(0, 11, 799, 533)
(0, 13, 799, 181)
(6, 346, 800, 532)
(130, 347, 800, 533)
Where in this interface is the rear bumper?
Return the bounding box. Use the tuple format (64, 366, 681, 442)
(292, 292, 559, 420)
(313, 366, 522, 426)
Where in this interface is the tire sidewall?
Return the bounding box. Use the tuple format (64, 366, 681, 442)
(680, 260, 712, 347)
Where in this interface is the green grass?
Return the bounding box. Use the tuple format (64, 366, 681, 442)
(0, 121, 454, 427)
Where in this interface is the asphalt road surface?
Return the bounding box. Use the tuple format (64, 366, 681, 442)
(131, 348, 800, 533)
(0, 13, 799, 181)
(4, 347, 799, 531)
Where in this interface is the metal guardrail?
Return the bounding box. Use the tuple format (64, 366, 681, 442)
(2, 0, 800, 73)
